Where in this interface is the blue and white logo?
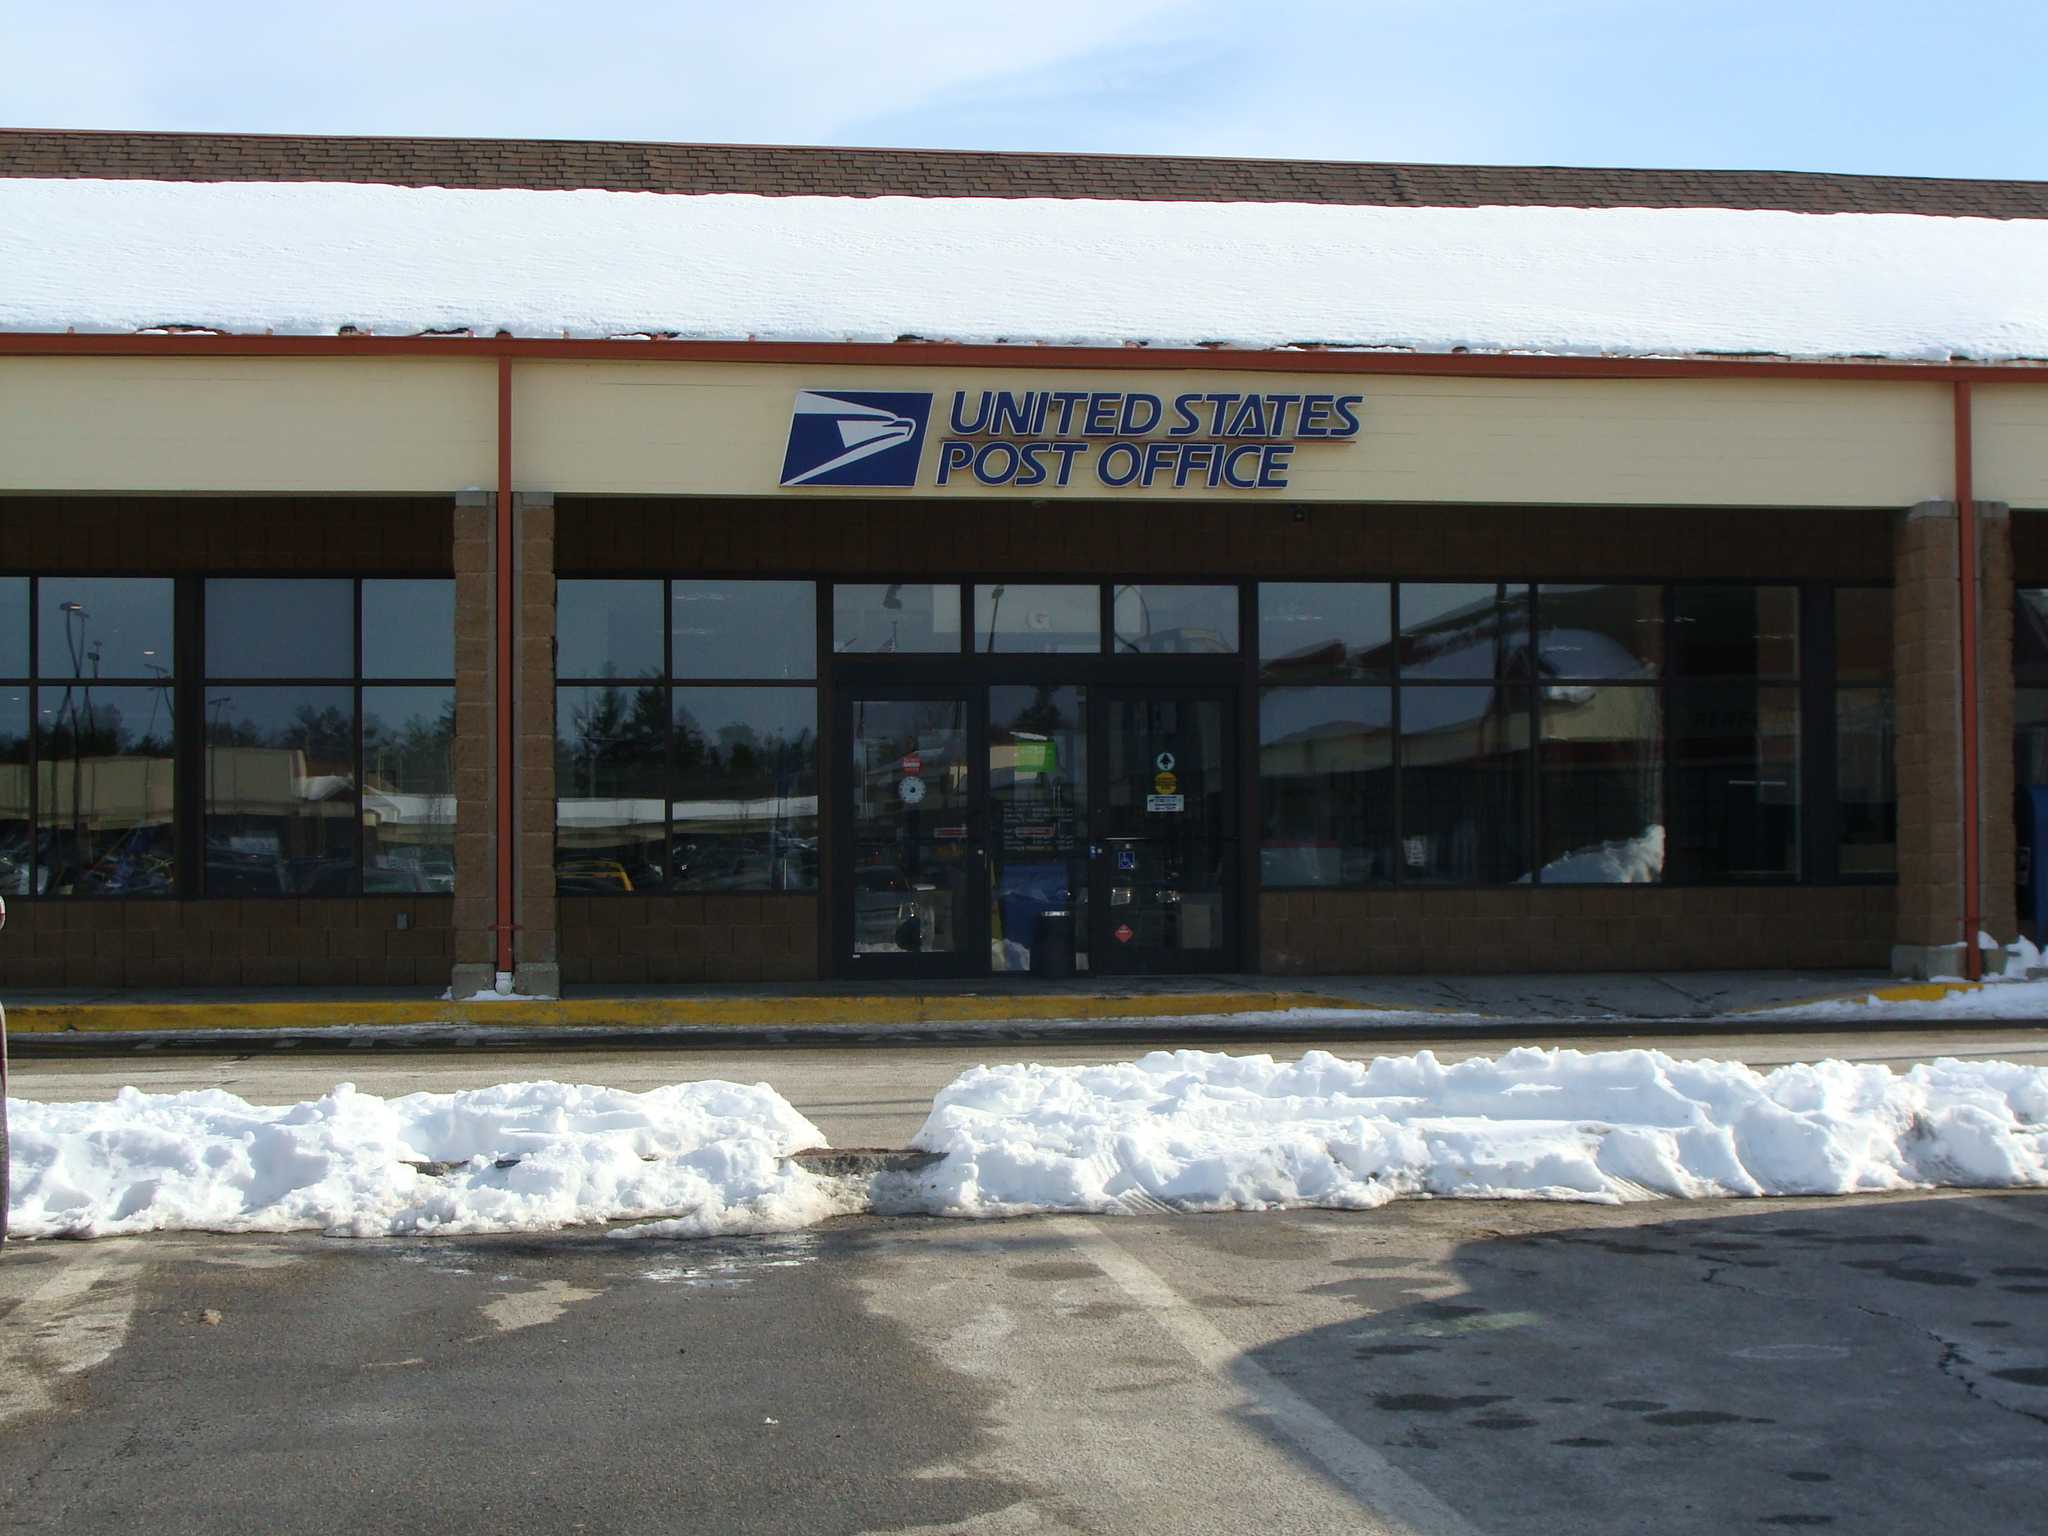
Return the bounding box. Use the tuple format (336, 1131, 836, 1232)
(779, 390, 932, 487)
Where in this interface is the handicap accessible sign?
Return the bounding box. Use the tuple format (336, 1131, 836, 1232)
(780, 386, 1361, 491)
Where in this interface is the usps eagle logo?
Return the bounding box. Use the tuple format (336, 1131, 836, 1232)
(778, 390, 932, 487)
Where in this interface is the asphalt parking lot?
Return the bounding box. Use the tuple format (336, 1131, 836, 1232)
(7, 1030, 2048, 1533)
(5, 1189, 2046, 1534)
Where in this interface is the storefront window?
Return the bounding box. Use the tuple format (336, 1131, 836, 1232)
(205, 579, 352, 677)
(672, 687, 818, 891)
(673, 580, 816, 679)
(1835, 588, 1894, 876)
(40, 576, 175, 681)
(0, 689, 27, 897)
(1537, 685, 1664, 883)
(1258, 686, 1393, 885)
(1399, 584, 1531, 679)
(37, 685, 177, 896)
(204, 578, 456, 895)
(557, 579, 662, 679)
(32, 579, 177, 896)
(0, 576, 28, 677)
(976, 584, 1099, 654)
(1669, 683, 1801, 880)
(1398, 685, 1531, 883)
(1673, 586, 1799, 679)
(833, 584, 961, 654)
(1538, 585, 1663, 680)
(557, 578, 820, 894)
(1112, 585, 1239, 654)
(204, 685, 355, 894)
(363, 579, 457, 679)
(1258, 582, 1392, 681)
(555, 682, 667, 893)
(1254, 579, 1847, 889)
(363, 685, 456, 892)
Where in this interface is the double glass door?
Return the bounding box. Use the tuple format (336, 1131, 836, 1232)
(838, 683, 1237, 977)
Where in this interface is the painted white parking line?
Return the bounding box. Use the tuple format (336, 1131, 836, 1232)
(0, 1250, 142, 1429)
(1070, 1222, 1486, 1536)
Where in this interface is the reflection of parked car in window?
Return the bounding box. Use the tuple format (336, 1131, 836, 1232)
(557, 857, 636, 893)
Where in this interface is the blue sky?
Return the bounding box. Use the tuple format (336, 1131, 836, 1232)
(4, 1, 2043, 179)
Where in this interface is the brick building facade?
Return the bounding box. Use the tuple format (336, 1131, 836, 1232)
(2, 132, 2044, 994)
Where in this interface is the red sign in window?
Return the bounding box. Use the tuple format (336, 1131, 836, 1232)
(1113, 923, 1134, 944)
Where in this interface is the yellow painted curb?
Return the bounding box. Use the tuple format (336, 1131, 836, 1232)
(2, 989, 1418, 1035)
(1745, 980, 1986, 1014)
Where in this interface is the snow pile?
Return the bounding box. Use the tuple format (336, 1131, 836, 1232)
(6, 1080, 841, 1239)
(5, 178, 2047, 361)
(910, 1048, 2048, 1214)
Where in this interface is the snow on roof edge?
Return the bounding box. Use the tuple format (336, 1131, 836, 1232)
(6, 178, 2047, 365)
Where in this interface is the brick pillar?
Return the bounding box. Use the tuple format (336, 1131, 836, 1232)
(1891, 500, 2014, 978)
(450, 488, 498, 998)
(512, 491, 559, 996)
(1977, 503, 2017, 953)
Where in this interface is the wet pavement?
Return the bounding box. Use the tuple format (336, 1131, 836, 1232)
(4, 1191, 2046, 1534)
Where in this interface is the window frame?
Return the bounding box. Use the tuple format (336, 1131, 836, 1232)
(3, 573, 181, 899)
(198, 573, 457, 900)
(1255, 577, 1892, 892)
(556, 576, 822, 897)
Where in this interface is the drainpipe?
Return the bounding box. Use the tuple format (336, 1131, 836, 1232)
(1956, 381, 1981, 981)
(495, 355, 516, 980)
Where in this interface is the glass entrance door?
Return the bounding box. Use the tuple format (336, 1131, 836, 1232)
(1093, 690, 1238, 973)
(988, 684, 1089, 975)
(840, 691, 982, 977)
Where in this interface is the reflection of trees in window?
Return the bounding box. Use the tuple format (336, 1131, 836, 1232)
(363, 701, 454, 789)
(207, 703, 354, 765)
(559, 683, 666, 788)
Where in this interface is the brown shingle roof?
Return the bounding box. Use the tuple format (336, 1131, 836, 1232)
(4, 128, 2045, 219)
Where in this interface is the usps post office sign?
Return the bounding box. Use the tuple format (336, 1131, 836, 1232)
(780, 385, 1360, 492)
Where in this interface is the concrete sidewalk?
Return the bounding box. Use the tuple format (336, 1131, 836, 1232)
(0, 968, 2008, 1053)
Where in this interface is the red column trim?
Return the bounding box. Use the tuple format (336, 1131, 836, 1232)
(1956, 381, 1981, 980)
(495, 355, 516, 976)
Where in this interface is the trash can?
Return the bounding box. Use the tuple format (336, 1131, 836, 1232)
(1032, 908, 1075, 979)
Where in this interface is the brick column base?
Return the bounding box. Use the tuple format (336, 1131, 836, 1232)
(512, 491, 559, 997)
(1891, 499, 2015, 979)
(450, 488, 498, 999)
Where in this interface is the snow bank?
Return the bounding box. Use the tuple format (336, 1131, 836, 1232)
(910, 1048, 2048, 1214)
(5, 1080, 840, 1239)
(13, 1049, 2047, 1240)
(5, 178, 2047, 361)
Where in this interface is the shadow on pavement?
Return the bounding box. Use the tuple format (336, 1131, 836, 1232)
(1237, 1193, 2048, 1534)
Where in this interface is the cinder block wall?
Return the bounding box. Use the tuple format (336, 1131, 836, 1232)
(1260, 888, 1895, 974)
(558, 895, 818, 986)
(0, 496, 454, 990)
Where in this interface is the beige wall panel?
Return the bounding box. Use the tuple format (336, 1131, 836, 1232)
(517, 361, 1951, 507)
(0, 357, 497, 492)
(1976, 385, 2048, 509)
